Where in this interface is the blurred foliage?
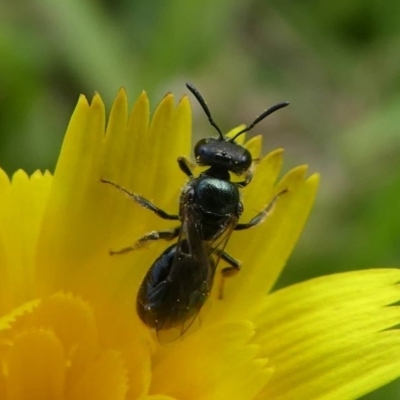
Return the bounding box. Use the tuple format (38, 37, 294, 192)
(0, 1, 399, 398)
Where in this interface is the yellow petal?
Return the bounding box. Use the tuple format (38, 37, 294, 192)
(123, 91, 151, 194)
(96, 94, 192, 296)
(151, 321, 272, 400)
(225, 125, 246, 143)
(146, 94, 191, 205)
(3, 86, 397, 400)
(0, 299, 40, 331)
(33, 292, 98, 376)
(68, 349, 128, 400)
(35, 94, 106, 293)
(0, 170, 51, 309)
(7, 329, 65, 400)
(244, 135, 262, 159)
(0, 169, 10, 279)
(255, 269, 400, 400)
(209, 167, 319, 322)
(102, 88, 131, 184)
(102, 91, 151, 251)
(241, 147, 284, 214)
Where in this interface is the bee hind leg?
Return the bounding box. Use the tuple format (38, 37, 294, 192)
(110, 227, 180, 255)
(217, 251, 241, 300)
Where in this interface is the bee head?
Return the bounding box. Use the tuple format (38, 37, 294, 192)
(186, 82, 289, 176)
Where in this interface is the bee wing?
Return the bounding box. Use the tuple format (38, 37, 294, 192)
(205, 214, 239, 263)
(180, 212, 241, 338)
(156, 202, 211, 341)
(155, 200, 239, 343)
(174, 201, 209, 266)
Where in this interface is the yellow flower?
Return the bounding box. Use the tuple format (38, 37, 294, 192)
(0, 88, 399, 400)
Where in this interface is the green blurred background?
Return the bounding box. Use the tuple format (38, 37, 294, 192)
(1, 1, 399, 397)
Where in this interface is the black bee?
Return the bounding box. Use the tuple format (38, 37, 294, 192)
(101, 83, 289, 336)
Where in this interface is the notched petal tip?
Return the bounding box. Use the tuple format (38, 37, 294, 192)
(175, 94, 191, 116)
(152, 93, 175, 126)
(176, 94, 191, 112)
(245, 135, 262, 159)
(271, 147, 284, 155)
(226, 125, 246, 143)
(77, 94, 90, 108)
(136, 91, 150, 108)
(263, 147, 284, 164)
(30, 170, 52, 181)
(11, 169, 29, 184)
(161, 92, 174, 101)
(178, 93, 189, 101)
(90, 92, 106, 113)
(278, 164, 309, 191)
(35, 291, 98, 348)
(0, 299, 41, 331)
(0, 168, 10, 185)
(306, 172, 320, 187)
(242, 147, 284, 200)
(117, 87, 127, 96)
(112, 88, 129, 110)
(65, 95, 91, 134)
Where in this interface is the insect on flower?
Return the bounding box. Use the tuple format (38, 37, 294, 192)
(101, 83, 289, 337)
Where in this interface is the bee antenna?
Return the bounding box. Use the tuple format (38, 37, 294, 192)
(186, 83, 224, 140)
(229, 101, 290, 142)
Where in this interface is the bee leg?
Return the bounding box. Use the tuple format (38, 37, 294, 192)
(110, 227, 180, 255)
(177, 156, 195, 178)
(235, 189, 288, 230)
(217, 251, 241, 299)
(100, 179, 179, 220)
(237, 170, 253, 188)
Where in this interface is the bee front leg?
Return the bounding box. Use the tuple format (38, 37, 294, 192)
(177, 156, 195, 179)
(237, 170, 253, 188)
(110, 227, 180, 255)
(100, 179, 179, 220)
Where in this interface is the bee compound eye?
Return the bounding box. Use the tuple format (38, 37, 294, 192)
(194, 139, 207, 158)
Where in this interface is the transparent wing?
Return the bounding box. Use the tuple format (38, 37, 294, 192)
(155, 202, 238, 342)
(205, 214, 239, 263)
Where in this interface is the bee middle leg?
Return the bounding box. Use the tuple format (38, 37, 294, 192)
(235, 189, 288, 230)
(217, 250, 241, 300)
(100, 179, 179, 220)
(110, 226, 180, 255)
